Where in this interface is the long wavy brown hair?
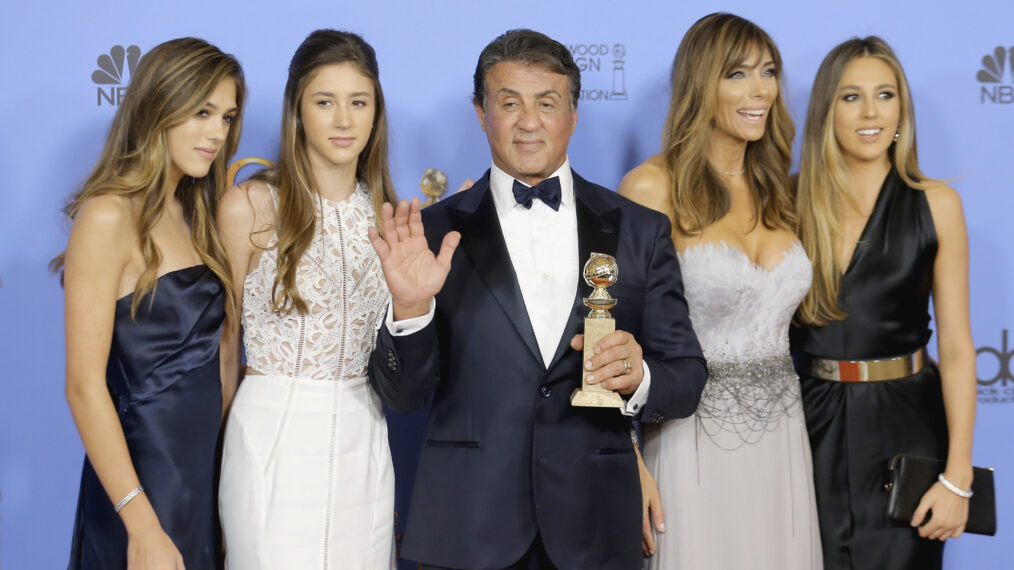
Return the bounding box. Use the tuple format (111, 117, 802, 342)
(253, 29, 397, 315)
(662, 12, 795, 235)
(796, 36, 940, 326)
(52, 37, 244, 320)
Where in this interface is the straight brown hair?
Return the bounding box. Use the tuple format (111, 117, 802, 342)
(254, 29, 397, 315)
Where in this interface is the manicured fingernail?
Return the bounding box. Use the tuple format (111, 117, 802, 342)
(587, 374, 596, 383)
(585, 360, 593, 370)
(658, 522, 666, 533)
(594, 345, 602, 354)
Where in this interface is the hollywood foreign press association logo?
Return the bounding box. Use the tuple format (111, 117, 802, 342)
(976, 329, 1014, 404)
(567, 42, 628, 102)
(977, 46, 1014, 104)
(92, 45, 141, 106)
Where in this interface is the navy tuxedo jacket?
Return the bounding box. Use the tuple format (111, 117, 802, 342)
(370, 171, 706, 569)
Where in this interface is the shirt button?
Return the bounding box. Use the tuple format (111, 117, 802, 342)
(542, 273, 549, 280)
(540, 385, 552, 398)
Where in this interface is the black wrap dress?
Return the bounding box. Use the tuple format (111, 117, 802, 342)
(792, 170, 949, 570)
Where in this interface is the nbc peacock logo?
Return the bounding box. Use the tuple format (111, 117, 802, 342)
(977, 46, 1014, 104)
(92, 45, 141, 107)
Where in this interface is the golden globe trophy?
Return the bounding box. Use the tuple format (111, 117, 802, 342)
(571, 252, 626, 408)
(420, 169, 449, 207)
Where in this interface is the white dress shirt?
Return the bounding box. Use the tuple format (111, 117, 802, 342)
(490, 160, 579, 366)
(387, 159, 650, 416)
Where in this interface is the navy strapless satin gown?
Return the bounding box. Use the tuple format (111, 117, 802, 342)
(69, 265, 224, 569)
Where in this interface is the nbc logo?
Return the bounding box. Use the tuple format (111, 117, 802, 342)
(977, 46, 1014, 104)
(92, 45, 141, 106)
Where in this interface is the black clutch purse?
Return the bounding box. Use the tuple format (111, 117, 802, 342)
(884, 454, 997, 536)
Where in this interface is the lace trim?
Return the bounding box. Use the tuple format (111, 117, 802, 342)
(242, 183, 390, 381)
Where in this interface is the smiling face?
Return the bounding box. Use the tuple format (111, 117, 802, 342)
(833, 56, 901, 167)
(474, 61, 577, 186)
(712, 46, 778, 145)
(299, 62, 376, 174)
(166, 77, 238, 183)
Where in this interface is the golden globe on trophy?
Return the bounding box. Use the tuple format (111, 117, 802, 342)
(571, 252, 626, 408)
(420, 168, 449, 207)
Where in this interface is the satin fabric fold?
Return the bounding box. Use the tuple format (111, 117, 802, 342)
(69, 265, 224, 569)
(793, 171, 947, 570)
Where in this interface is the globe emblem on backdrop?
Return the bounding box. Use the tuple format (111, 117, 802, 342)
(420, 169, 449, 207)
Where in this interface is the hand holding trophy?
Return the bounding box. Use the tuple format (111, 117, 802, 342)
(571, 253, 626, 408)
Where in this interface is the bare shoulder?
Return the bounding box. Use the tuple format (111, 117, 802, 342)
(923, 184, 965, 221)
(618, 154, 671, 214)
(70, 194, 137, 248)
(922, 184, 967, 240)
(219, 178, 277, 255)
(74, 193, 134, 229)
(220, 179, 275, 228)
(65, 194, 137, 270)
(923, 184, 962, 210)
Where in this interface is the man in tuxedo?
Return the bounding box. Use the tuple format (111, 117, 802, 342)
(368, 29, 706, 569)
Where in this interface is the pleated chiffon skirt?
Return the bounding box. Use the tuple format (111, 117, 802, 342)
(219, 374, 395, 569)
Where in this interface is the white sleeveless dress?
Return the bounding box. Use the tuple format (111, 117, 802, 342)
(643, 242, 823, 569)
(219, 184, 395, 569)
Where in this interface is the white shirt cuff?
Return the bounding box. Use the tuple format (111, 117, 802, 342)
(385, 299, 436, 336)
(621, 361, 652, 417)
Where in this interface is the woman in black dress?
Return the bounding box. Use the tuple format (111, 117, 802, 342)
(55, 38, 244, 569)
(793, 37, 977, 569)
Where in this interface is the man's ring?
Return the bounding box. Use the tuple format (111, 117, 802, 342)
(621, 358, 632, 376)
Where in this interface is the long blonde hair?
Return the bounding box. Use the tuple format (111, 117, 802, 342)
(796, 36, 940, 326)
(254, 29, 397, 315)
(52, 37, 244, 320)
(662, 12, 795, 235)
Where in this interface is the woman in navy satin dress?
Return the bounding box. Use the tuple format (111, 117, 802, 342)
(54, 38, 244, 569)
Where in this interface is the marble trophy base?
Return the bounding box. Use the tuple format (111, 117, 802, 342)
(571, 317, 625, 408)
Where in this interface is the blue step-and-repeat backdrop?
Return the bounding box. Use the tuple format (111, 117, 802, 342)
(1, 1, 1010, 567)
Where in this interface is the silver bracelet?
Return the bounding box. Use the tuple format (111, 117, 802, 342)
(937, 474, 973, 499)
(114, 486, 145, 513)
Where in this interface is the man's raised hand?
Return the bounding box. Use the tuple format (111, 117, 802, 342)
(368, 198, 460, 320)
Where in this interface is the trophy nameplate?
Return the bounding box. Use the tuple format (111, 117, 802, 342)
(571, 253, 625, 408)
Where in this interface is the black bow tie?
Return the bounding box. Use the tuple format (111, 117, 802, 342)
(512, 177, 562, 211)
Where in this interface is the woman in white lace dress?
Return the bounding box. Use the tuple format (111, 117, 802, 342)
(619, 13, 822, 568)
(217, 30, 397, 568)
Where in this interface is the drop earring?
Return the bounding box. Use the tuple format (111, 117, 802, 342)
(893, 129, 900, 142)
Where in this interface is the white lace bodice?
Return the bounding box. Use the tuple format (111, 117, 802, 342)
(678, 241, 812, 448)
(242, 184, 390, 381)
(679, 241, 811, 364)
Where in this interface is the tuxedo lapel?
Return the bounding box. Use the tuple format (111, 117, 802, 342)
(452, 177, 543, 366)
(547, 174, 621, 370)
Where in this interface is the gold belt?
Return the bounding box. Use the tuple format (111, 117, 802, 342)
(809, 348, 927, 382)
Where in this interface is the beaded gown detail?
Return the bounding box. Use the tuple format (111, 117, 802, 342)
(644, 242, 823, 569)
(69, 265, 225, 569)
(219, 183, 395, 569)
